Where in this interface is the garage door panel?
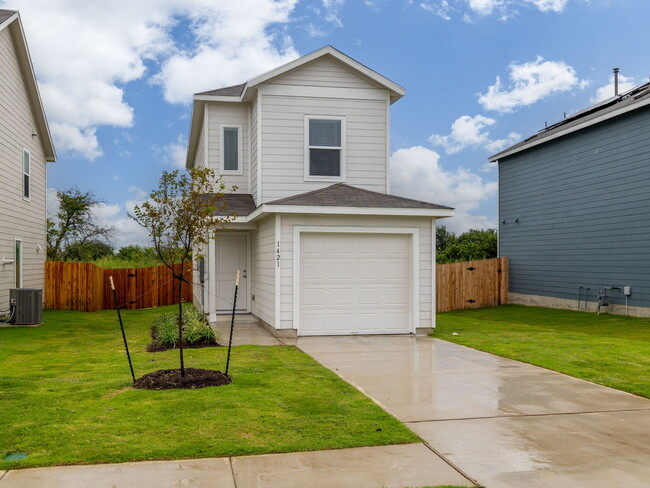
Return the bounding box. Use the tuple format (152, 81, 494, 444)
(300, 233, 411, 336)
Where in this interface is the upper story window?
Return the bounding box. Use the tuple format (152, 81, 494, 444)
(305, 116, 346, 181)
(23, 149, 30, 201)
(220, 125, 243, 175)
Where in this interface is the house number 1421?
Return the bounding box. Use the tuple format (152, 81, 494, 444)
(276, 241, 280, 267)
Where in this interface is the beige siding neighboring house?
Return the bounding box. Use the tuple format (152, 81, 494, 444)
(186, 46, 453, 336)
(0, 10, 55, 309)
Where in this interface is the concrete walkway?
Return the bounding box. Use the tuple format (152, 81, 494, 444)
(297, 335, 650, 488)
(0, 444, 471, 488)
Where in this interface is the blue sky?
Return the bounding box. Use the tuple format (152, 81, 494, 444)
(4, 0, 649, 247)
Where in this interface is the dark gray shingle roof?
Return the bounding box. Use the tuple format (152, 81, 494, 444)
(196, 83, 246, 97)
(202, 193, 257, 217)
(0, 9, 17, 24)
(491, 81, 650, 160)
(267, 183, 453, 210)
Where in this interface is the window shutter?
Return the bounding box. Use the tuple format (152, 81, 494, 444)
(223, 127, 239, 171)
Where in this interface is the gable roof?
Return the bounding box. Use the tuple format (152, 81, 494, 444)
(489, 81, 650, 162)
(266, 183, 452, 210)
(196, 83, 246, 97)
(187, 46, 405, 167)
(0, 10, 56, 162)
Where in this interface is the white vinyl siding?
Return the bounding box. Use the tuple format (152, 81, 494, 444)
(194, 125, 205, 168)
(271, 56, 384, 89)
(278, 215, 434, 331)
(206, 102, 249, 192)
(251, 216, 275, 325)
(261, 95, 388, 202)
(0, 26, 47, 306)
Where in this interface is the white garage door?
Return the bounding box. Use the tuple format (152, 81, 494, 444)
(300, 233, 411, 336)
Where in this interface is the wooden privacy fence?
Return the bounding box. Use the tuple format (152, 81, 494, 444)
(437, 257, 508, 312)
(45, 261, 193, 312)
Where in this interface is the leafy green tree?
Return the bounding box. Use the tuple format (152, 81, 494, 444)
(130, 168, 233, 376)
(437, 228, 497, 264)
(436, 225, 457, 253)
(47, 188, 114, 261)
(66, 240, 114, 262)
(116, 245, 158, 262)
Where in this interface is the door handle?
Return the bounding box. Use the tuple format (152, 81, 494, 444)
(242, 269, 247, 279)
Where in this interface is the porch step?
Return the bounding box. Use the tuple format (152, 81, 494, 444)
(214, 313, 259, 325)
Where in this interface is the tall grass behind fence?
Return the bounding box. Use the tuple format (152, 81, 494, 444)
(45, 261, 193, 312)
(437, 257, 508, 312)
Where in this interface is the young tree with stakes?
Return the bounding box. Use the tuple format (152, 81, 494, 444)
(131, 168, 233, 376)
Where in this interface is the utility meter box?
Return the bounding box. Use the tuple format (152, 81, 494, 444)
(9, 288, 43, 325)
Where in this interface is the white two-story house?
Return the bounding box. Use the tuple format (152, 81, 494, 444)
(186, 46, 453, 337)
(0, 10, 56, 310)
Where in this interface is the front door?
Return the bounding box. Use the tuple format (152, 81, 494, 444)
(216, 234, 248, 311)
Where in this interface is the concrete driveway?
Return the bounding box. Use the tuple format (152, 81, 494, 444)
(297, 335, 650, 488)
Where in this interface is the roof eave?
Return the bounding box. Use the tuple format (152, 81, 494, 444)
(489, 96, 650, 162)
(243, 204, 454, 222)
(3, 14, 56, 162)
(185, 100, 205, 168)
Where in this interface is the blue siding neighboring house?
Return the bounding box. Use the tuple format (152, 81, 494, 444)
(490, 82, 650, 315)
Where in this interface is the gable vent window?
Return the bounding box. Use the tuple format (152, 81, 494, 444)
(220, 125, 243, 175)
(305, 116, 346, 181)
(23, 149, 30, 200)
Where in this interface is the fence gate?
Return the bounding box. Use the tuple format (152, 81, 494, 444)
(436, 257, 508, 312)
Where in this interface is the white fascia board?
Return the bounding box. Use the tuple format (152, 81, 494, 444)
(244, 46, 405, 101)
(185, 101, 204, 168)
(194, 94, 243, 103)
(244, 204, 454, 221)
(489, 97, 650, 162)
(0, 11, 18, 31)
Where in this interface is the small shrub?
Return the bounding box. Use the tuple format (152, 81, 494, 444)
(151, 305, 220, 349)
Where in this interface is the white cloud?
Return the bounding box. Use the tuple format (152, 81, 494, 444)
(478, 56, 587, 113)
(390, 146, 497, 233)
(524, 0, 569, 12)
(3, 0, 301, 158)
(421, 0, 572, 20)
(591, 74, 636, 103)
(429, 115, 520, 154)
(159, 135, 188, 169)
(322, 0, 346, 26)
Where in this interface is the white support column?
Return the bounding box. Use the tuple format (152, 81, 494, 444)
(274, 214, 282, 328)
(431, 218, 437, 329)
(208, 232, 218, 323)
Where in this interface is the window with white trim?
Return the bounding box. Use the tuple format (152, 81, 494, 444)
(305, 116, 346, 180)
(23, 149, 30, 200)
(220, 125, 243, 174)
(15, 239, 22, 288)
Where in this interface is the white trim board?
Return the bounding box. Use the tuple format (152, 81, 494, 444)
(292, 225, 420, 336)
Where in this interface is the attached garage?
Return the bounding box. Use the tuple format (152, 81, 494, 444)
(296, 230, 417, 336)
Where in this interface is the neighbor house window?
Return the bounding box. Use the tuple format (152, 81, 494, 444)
(220, 125, 243, 174)
(23, 149, 30, 200)
(15, 239, 22, 288)
(305, 116, 346, 180)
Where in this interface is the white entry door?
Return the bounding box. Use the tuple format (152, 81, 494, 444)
(216, 234, 248, 311)
(300, 233, 411, 336)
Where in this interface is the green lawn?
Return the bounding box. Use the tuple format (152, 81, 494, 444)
(435, 304, 650, 398)
(0, 306, 417, 469)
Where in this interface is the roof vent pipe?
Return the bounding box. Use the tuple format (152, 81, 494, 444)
(614, 68, 620, 96)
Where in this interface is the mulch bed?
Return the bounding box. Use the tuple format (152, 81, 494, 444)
(133, 368, 231, 390)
